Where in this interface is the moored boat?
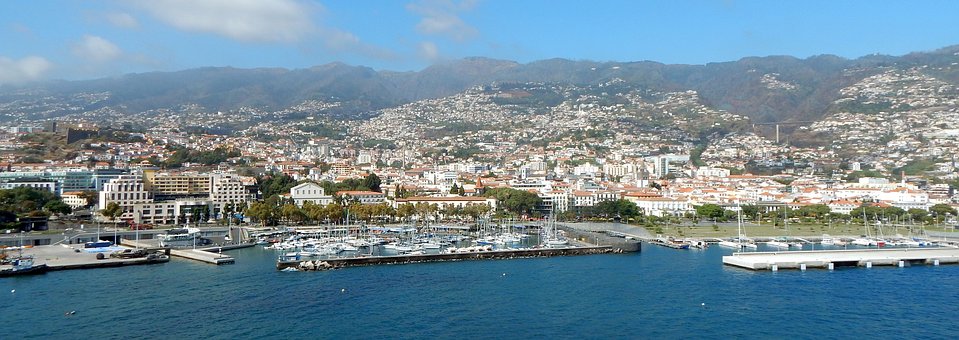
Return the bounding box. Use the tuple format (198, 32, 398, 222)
(0, 256, 49, 277)
(158, 227, 209, 247)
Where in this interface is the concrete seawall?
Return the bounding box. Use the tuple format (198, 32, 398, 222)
(278, 246, 620, 271)
(723, 247, 959, 271)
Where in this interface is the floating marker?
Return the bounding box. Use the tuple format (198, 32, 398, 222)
(341, 288, 346, 293)
(10, 289, 15, 293)
(701, 303, 705, 307)
(502, 273, 506, 276)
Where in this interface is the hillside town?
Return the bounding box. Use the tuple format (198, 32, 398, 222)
(2, 66, 959, 232)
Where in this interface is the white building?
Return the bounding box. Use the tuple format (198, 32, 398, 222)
(625, 194, 690, 217)
(98, 175, 152, 221)
(61, 192, 89, 209)
(1, 178, 58, 193)
(336, 190, 386, 205)
(395, 196, 497, 212)
(210, 173, 252, 204)
(573, 163, 600, 177)
(357, 150, 373, 165)
(290, 182, 333, 207)
(539, 191, 571, 213)
(695, 167, 731, 178)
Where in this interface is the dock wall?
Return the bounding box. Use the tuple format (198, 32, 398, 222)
(278, 246, 618, 271)
(723, 247, 959, 271)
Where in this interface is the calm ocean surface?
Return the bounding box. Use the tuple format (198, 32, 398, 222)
(3, 245, 958, 339)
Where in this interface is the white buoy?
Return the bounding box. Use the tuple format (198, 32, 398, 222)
(10, 289, 15, 293)
(701, 303, 705, 307)
(502, 273, 506, 276)
(341, 288, 346, 293)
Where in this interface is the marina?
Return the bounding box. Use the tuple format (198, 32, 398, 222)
(269, 222, 641, 271)
(722, 247, 959, 271)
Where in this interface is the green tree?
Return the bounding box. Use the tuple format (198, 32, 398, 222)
(929, 203, 958, 224)
(907, 208, 929, 223)
(695, 204, 725, 220)
(797, 204, 831, 220)
(100, 202, 123, 224)
(482, 187, 542, 216)
(258, 173, 298, 198)
(280, 203, 305, 224)
(364, 172, 382, 192)
(396, 203, 416, 222)
(324, 203, 344, 223)
(302, 201, 325, 224)
(246, 202, 276, 226)
(44, 200, 72, 215)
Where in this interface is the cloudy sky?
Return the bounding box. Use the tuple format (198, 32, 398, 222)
(1, 0, 958, 84)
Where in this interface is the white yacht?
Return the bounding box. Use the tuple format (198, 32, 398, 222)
(766, 239, 790, 249)
(158, 227, 205, 247)
(821, 234, 848, 247)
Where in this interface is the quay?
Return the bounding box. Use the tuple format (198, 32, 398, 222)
(647, 239, 689, 249)
(1, 244, 169, 274)
(120, 239, 250, 265)
(278, 246, 620, 271)
(723, 247, 959, 271)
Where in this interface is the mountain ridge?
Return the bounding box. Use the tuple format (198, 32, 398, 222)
(2, 45, 959, 123)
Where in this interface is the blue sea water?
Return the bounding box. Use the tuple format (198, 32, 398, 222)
(3, 245, 958, 339)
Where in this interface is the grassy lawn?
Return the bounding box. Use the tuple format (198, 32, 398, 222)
(652, 222, 953, 239)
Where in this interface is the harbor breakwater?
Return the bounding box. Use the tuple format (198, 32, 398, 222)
(277, 246, 621, 271)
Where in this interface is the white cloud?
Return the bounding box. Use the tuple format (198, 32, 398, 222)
(0, 56, 52, 85)
(407, 0, 479, 42)
(72, 35, 122, 63)
(133, 0, 315, 43)
(105, 12, 139, 29)
(418, 41, 440, 60)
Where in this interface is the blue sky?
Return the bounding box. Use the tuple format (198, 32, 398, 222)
(1, 0, 958, 84)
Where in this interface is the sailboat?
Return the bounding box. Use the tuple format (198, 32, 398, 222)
(542, 210, 569, 248)
(851, 207, 884, 248)
(767, 205, 802, 249)
(718, 208, 757, 250)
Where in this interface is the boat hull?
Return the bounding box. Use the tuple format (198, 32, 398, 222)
(0, 264, 49, 277)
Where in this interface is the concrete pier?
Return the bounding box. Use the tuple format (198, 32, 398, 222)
(278, 246, 619, 271)
(0, 244, 169, 273)
(120, 239, 239, 265)
(723, 247, 959, 271)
